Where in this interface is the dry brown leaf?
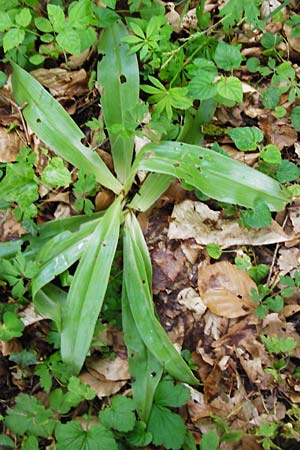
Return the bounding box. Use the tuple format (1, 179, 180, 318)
(31, 68, 89, 97)
(177, 288, 207, 315)
(277, 247, 300, 274)
(198, 261, 257, 318)
(20, 304, 44, 327)
(80, 372, 127, 398)
(289, 206, 300, 234)
(259, 116, 297, 150)
(87, 355, 129, 381)
(284, 23, 300, 53)
(168, 200, 292, 248)
(95, 189, 115, 211)
(0, 126, 24, 162)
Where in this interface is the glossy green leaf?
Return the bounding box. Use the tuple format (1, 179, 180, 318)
(34, 284, 67, 332)
(123, 212, 199, 385)
(98, 21, 139, 183)
(128, 173, 172, 211)
(32, 218, 102, 298)
(122, 283, 163, 422)
(133, 141, 289, 211)
(61, 197, 122, 373)
(11, 63, 121, 194)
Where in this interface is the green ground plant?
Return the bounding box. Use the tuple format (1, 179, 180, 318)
(0, 0, 299, 448)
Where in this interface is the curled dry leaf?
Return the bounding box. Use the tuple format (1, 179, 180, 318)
(168, 200, 292, 248)
(177, 287, 207, 315)
(198, 261, 257, 318)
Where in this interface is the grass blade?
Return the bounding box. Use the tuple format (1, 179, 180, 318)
(98, 21, 139, 183)
(122, 283, 163, 422)
(124, 213, 199, 385)
(34, 284, 67, 332)
(61, 197, 122, 373)
(11, 63, 121, 194)
(134, 141, 290, 211)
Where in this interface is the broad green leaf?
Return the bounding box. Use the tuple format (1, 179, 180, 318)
(228, 126, 264, 151)
(260, 145, 281, 165)
(291, 106, 300, 131)
(128, 173, 172, 211)
(34, 284, 67, 331)
(32, 218, 102, 298)
(133, 141, 289, 211)
(15, 8, 32, 27)
(217, 76, 243, 103)
(55, 421, 118, 450)
(41, 157, 72, 187)
(12, 63, 121, 194)
(99, 396, 136, 432)
(61, 197, 122, 373)
(241, 201, 272, 228)
(47, 4, 65, 32)
(98, 21, 139, 183)
(5, 394, 55, 437)
(148, 404, 186, 450)
(56, 29, 81, 55)
(124, 212, 199, 385)
(122, 284, 163, 422)
(200, 429, 220, 450)
(3, 28, 25, 53)
(154, 380, 190, 408)
(214, 41, 242, 71)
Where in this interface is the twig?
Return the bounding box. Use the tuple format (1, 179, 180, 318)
(0, 92, 30, 145)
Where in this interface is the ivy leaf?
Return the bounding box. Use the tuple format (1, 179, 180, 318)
(228, 127, 264, 151)
(5, 394, 55, 437)
(148, 404, 186, 450)
(55, 421, 118, 450)
(154, 380, 190, 408)
(214, 41, 242, 71)
(99, 396, 136, 432)
(41, 157, 72, 187)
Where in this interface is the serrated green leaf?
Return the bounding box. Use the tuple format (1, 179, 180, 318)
(99, 396, 136, 432)
(12, 64, 121, 194)
(61, 197, 122, 373)
(154, 380, 190, 408)
(41, 157, 72, 187)
(15, 8, 32, 27)
(3, 28, 25, 53)
(55, 421, 118, 450)
(214, 41, 242, 71)
(57, 29, 81, 55)
(47, 4, 65, 32)
(217, 76, 243, 103)
(0, 311, 24, 341)
(5, 394, 55, 437)
(148, 404, 186, 450)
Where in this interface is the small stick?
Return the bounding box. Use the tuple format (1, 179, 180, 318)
(0, 92, 30, 145)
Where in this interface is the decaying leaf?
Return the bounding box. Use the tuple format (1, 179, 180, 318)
(0, 126, 24, 162)
(31, 68, 89, 97)
(168, 200, 292, 248)
(198, 261, 257, 318)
